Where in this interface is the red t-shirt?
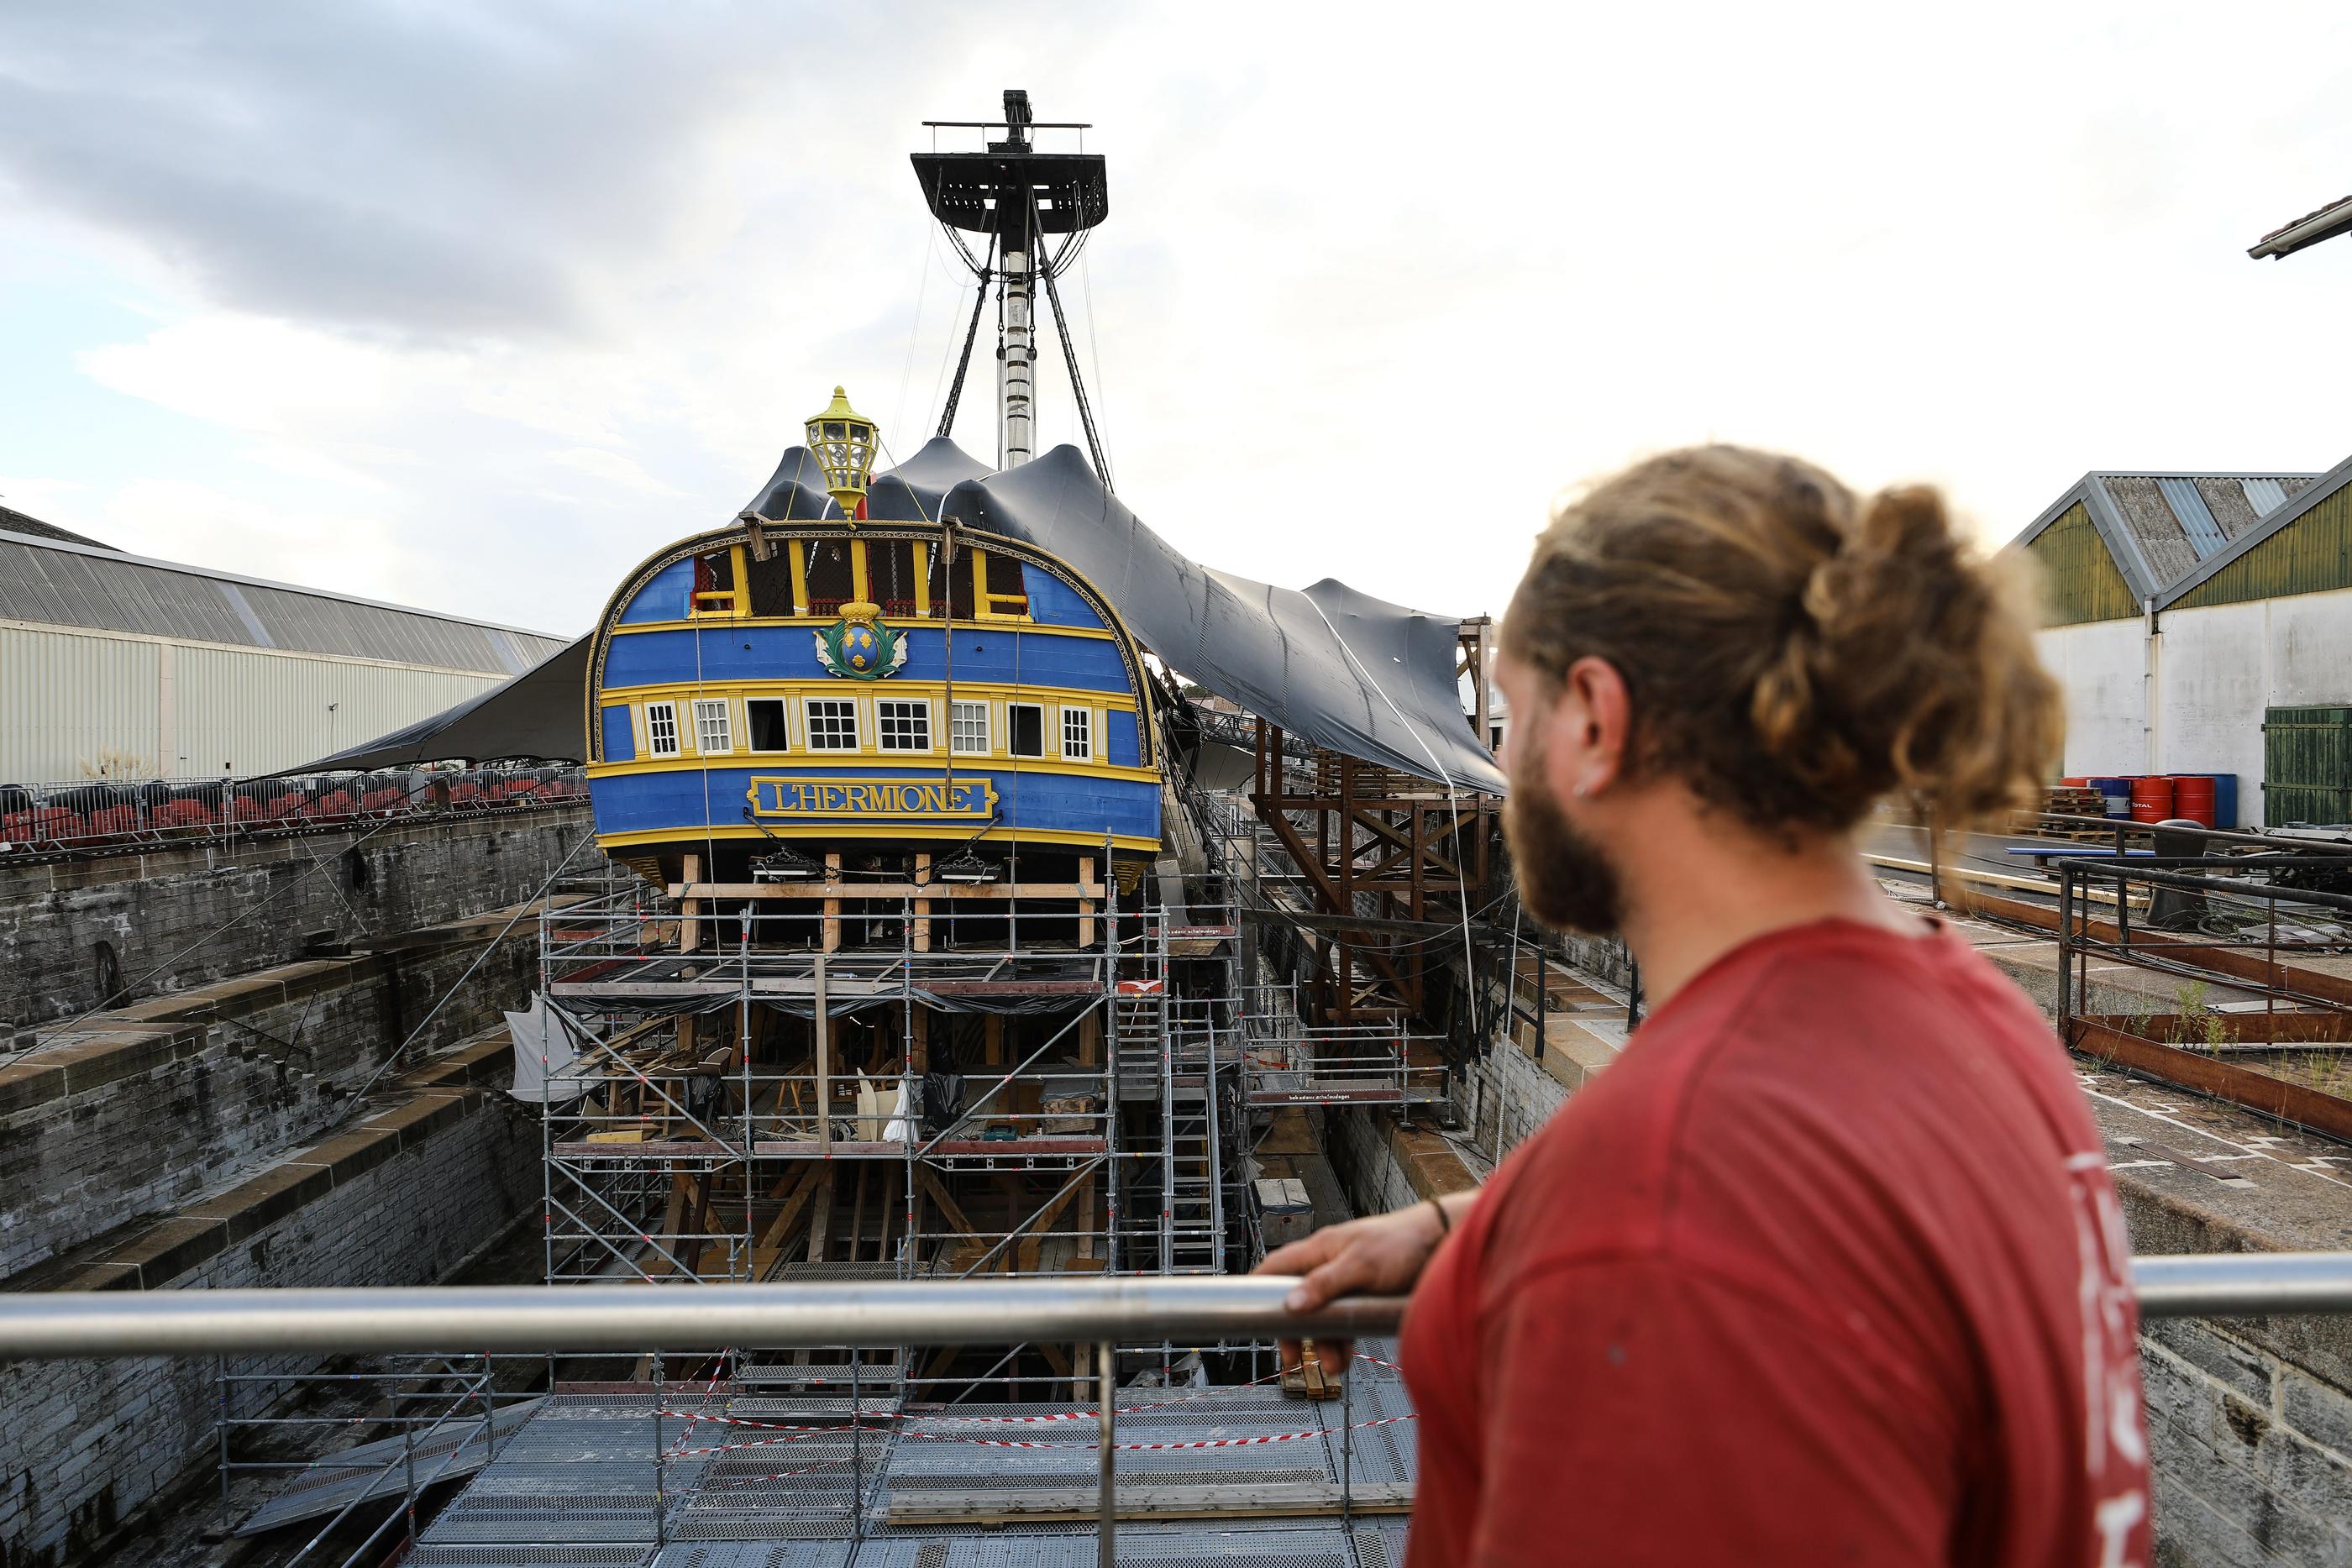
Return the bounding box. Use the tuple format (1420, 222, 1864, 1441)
(1400, 918, 2150, 1566)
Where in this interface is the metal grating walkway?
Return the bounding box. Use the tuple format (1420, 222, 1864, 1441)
(236, 1398, 544, 1537)
(395, 1381, 1416, 1565)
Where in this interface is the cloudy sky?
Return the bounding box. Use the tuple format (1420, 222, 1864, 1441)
(3, 3, 2347, 637)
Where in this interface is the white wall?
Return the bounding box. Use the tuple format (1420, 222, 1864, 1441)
(0, 621, 507, 782)
(2267, 588, 2352, 707)
(2035, 589, 2352, 824)
(2153, 601, 2267, 789)
(2036, 619, 2148, 777)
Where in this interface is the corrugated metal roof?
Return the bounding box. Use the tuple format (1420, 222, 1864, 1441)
(2239, 476, 2292, 517)
(0, 527, 564, 676)
(0, 506, 117, 552)
(2161, 449, 2352, 610)
(2011, 470, 2323, 606)
(2155, 477, 2228, 559)
(2100, 476, 2201, 581)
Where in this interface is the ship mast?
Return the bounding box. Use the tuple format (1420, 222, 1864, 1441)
(996, 92, 1037, 469)
(915, 90, 1113, 479)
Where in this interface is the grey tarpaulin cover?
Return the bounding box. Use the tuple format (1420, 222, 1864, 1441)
(943, 445, 1504, 793)
(308, 439, 1504, 794)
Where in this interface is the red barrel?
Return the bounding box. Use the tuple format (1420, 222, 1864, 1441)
(2061, 776, 2089, 788)
(2171, 775, 2217, 827)
(2130, 776, 2175, 823)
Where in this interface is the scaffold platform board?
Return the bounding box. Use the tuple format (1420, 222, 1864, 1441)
(396, 1380, 1419, 1565)
(234, 1398, 543, 1537)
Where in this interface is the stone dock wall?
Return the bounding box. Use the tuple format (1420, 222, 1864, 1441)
(0, 811, 580, 1568)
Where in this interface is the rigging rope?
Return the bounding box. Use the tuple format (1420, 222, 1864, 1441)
(1027, 189, 1114, 489)
(935, 232, 996, 441)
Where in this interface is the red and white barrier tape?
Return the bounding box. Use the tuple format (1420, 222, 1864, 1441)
(672, 1408, 1418, 1460)
(660, 1351, 1413, 1462)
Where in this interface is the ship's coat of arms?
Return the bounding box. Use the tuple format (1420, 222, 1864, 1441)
(815, 600, 909, 680)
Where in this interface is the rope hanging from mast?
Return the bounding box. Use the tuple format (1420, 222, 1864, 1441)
(935, 231, 995, 442)
(1029, 189, 1114, 490)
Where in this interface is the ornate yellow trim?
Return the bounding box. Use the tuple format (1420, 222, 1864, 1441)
(607, 615, 1116, 641)
(596, 677, 1137, 710)
(585, 753, 1158, 785)
(592, 823, 1161, 853)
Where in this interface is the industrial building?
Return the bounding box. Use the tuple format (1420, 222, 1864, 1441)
(0, 507, 568, 783)
(2013, 454, 2352, 824)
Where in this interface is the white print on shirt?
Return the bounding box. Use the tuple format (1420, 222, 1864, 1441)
(2067, 1149, 2148, 1568)
(2094, 1491, 2147, 1568)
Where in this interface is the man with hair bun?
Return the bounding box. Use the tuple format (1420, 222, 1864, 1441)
(1261, 447, 2150, 1565)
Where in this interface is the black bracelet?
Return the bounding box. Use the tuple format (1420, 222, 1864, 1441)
(1427, 1197, 1451, 1236)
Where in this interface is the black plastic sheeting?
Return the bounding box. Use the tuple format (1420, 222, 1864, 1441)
(312, 439, 1504, 794)
(312, 633, 591, 771)
(743, 443, 848, 522)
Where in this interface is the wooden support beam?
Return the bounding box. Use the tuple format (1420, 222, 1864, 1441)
(1254, 800, 1410, 994)
(1077, 856, 1095, 947)
(679, 1170, 717, 1278)
(680, 852, 702, 955)
(805, 1167, 837, 1264)
(912, 852, 932, 952)
(813, 955, 832, 1152)
(849, 1166, 869, 1264)
(822, 852, 842, 952)
(642, 1172, 694, 1279)
(750, 1166, 827, 1279)
(916, 1167, 974, 1235)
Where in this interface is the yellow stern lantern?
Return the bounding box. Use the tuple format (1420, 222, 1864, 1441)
(805, 386, 878, 522)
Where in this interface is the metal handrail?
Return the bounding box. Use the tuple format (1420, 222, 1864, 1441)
(8, 1255, 2351, 1360)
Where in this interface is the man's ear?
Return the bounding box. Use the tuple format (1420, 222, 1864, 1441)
(1553, 656, 1632, 800)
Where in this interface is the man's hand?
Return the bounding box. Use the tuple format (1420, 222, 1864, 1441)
(1254, 1202, 1457, 1381)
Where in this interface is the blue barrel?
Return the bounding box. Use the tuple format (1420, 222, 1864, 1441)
(2088, 776, 2132, 817)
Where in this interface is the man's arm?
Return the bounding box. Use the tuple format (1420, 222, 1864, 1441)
(1467, 1252, 1955, 1565)
(1256, 1193, 1479, 1375)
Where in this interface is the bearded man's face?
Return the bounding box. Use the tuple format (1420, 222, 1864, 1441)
(1503, 717, 1626, 935)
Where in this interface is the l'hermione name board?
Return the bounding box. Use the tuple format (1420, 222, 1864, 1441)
(746, 776, 1000, 820)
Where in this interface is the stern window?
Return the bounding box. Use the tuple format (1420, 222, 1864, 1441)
(1061, 706, 1094, 763)
(952, 700, 990, 755)
(1008, 703, 1045, 758)
(878, 699, 932, 753)
(748, 699, 790, 753)
(646, 701, 680, 758)
(806, 698, 858, 751)
(693, 699, 732, 755)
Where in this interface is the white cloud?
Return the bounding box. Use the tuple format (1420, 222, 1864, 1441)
(8, 0, 2352, 638)
(101, 477, 421, 607)
(538, 446, 680, 499)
